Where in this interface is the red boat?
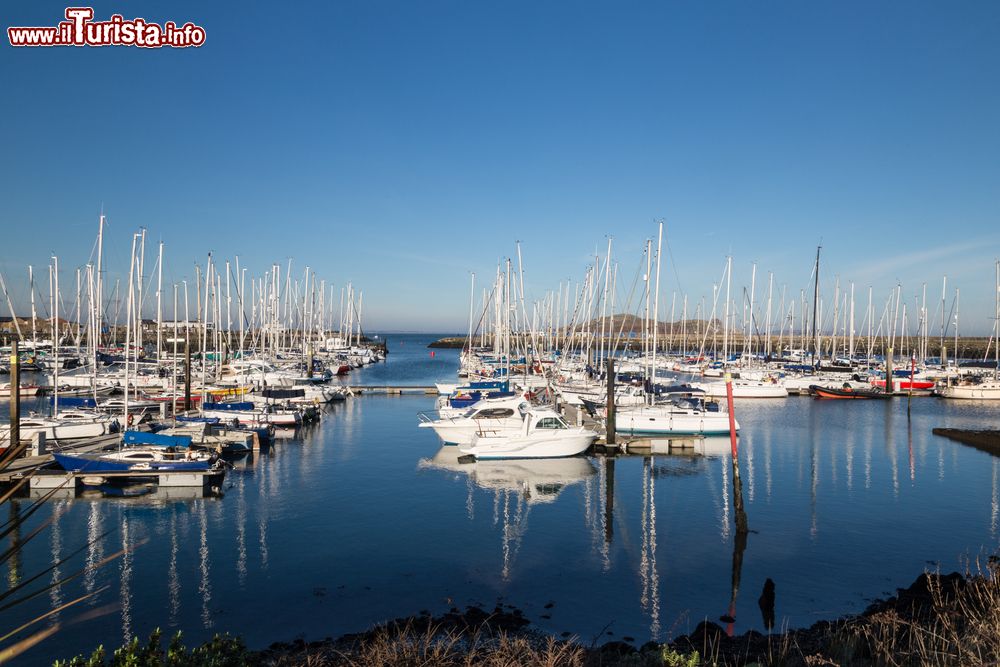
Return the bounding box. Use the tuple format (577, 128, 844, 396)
(871, 379, 935, 391)
(809, 384, 891, 400)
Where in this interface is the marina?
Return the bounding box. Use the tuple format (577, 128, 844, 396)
(4, 2, 1000, 664)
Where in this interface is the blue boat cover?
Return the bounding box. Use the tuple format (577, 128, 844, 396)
(468, 380, 507, 390)
(50, 396, 97, 408)
(202, 402, 254, 411)
(123, 430, 193, 448)
(175, 416, 221, 423)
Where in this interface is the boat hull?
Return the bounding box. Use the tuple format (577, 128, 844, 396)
(809, 385, 890, 400)
(614, 408, 738, 436)
(938, 383, 1000, 400)
(460, 430, 597, 459)
(53, 452, 213, 473)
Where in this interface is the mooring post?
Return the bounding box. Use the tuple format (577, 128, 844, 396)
(907, 355, 915, 417)
(886, 347, 894, 394)
(10, 340, 20, 449)
(605, 357, 616, 448)
(184, 340, 192, 412)
(725, 372, 748, 535)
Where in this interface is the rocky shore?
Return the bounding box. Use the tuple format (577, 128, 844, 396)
(56, 568, 1000, 666)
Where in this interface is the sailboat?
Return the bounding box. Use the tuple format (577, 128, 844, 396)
(939, 261, 1000, 400)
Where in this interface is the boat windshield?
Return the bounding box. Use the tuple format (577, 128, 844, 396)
(473, 408, 515, 419)
(534, 416, 567, 429)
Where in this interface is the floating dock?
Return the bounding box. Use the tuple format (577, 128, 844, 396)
(29, 467, 226, 493)
(348, 385, 438, 395)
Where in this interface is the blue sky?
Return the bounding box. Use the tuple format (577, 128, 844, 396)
(2, 1, 998, 333)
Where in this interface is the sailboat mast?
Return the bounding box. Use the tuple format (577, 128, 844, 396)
(51, 256, 59, 415)
(75, 268, 82, 352)
(723, 255, 731, 362)
(651, 221, 663, 383)
(849, 282, 855, 360)
(156, 241, 164, 364)
(96, 214, 104, 352)
(124, 232, 138, 426)
(765, 272, 773, 358)
(29, 265, 37, 350)
(811, 246, 821, 366)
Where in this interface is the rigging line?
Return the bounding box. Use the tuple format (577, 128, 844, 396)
(664, 236, 685, 298)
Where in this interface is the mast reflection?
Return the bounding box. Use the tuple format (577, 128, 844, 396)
(120, 511, 133, 643)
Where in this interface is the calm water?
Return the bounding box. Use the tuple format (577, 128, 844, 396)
(6, 333, 1000, 664)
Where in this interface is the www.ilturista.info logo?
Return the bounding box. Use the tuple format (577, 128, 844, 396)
(8, 7, 206, 48)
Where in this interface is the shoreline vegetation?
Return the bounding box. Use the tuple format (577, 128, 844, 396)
(428, 332, 997, 359)
(54, 565, 1000, 666)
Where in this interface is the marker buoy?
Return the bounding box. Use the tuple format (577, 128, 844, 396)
(430, 351, 435, 358)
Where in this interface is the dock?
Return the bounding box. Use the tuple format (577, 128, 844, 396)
(348, 385, 439, 395)
(29, 467, 226, 495)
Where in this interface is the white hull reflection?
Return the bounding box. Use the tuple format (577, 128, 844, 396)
(624, 435, 734, 458)
(420, 446, 597, 504)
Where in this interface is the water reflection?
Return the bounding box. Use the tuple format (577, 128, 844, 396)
(7, 500, 22, 589)
(120, 512, 132, 643)
(48, 501, 65, 625)
(639, 455, 660, 639)
(420, 449, 597, 505)
(198, 501, 213, 629)
(420, 450, 598, 579)
(168, 510, 180, 626)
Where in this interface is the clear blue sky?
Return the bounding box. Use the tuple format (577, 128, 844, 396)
(3, 1, 999, 333)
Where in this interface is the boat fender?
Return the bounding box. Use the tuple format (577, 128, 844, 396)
(127, 414, 134, 426)
(852, 374, 860, 382)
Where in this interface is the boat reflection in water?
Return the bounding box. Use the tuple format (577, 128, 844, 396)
(420, 448, 597, 578)
(420, 447, 597, 506)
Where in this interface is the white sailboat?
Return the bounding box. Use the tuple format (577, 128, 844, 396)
(940, 260, 1000, 400)
(615, 395, 738, 436)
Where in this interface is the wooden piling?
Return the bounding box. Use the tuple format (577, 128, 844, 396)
(725, 372, 748, 535)
(907, 355, 915, 417)
(605, 357, 616, 447)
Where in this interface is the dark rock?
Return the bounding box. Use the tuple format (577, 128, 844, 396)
(599, 641, 635, 655)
